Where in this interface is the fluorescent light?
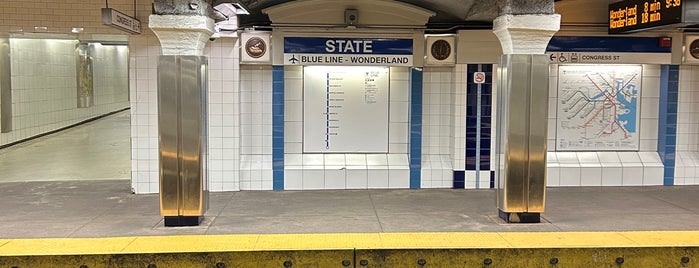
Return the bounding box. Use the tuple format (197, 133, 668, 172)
(213, 1, 250, 16)
(71, 27, 84, 33)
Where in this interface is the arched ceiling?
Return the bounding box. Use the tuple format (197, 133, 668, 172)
(236, 0, 576, 30)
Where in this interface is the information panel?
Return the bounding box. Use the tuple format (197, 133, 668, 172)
(608, 0, 683, 34)
(556, 65, 642, 151)
(303, 66, 389, 153)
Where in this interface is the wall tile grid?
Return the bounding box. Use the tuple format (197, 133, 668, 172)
(207, 39, 241, 192)
(546, 64, 664, 187)
(2, 39, 129, 146)
(283, 67, 411, 190)
(0, 0, 151, 35)
(239, 65, 272, 190)
(675, 65, 699, 185)
(129, 35, 159, 194)
(420, 67, 454, 188)
(129, 34, 241, 194)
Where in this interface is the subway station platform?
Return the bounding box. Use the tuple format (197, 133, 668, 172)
(1, 112, 699, 267)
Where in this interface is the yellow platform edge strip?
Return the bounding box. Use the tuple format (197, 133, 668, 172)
(1, 231, 698, 256)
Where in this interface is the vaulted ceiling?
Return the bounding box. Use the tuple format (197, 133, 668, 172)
(234, 0, 617, 30)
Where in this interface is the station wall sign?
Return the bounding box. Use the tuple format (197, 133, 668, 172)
(546, 36, 672, 64)
(101, 8, 141, 35)
(283, 37, 413, 66)
(608, 0, 697, 34)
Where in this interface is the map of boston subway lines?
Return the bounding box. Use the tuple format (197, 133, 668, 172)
(556, 65, 642, 151)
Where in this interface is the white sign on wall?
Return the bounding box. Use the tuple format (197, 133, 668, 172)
(556, 65, 642, 151)
(303, 66, 389, 153)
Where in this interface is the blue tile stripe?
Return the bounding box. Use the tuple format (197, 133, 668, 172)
(462, 64, 493, 189)
(409, 68, 423, 189)
(547, 36, 672, 53)
(658, 65, 679, 186)
(272, 66, 285, 190)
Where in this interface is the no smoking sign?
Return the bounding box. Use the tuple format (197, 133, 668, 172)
(474, 72, 486, 84)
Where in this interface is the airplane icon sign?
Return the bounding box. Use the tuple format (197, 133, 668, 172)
(289, 55, 299, 64)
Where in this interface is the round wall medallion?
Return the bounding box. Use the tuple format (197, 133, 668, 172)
(690, 39, 699, 59)
(431, 39, 451, 61)
(245, 37, 266, 59)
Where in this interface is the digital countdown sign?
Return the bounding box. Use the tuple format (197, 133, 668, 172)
(609, 0, 683, 34)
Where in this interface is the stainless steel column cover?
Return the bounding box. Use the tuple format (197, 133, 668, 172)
(495, 54, 548, 213)
(158, 55, 208, 217)
(0, 37, 11, 133)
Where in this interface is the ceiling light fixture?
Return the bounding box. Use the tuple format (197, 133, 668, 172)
(213, 0, 251, 16)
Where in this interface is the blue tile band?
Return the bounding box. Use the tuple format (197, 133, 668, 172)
(272, 66, 285, 190)
(658, 65, 679, 186)
(410, 68, 423, 189)
(464, 64, 493, 188)
(453, 171, 465, 189)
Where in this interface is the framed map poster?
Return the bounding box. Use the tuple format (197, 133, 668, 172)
(556, 65, 642, 151)
(303, 66, 389, 153)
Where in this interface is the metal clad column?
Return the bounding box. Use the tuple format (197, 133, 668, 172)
(179, 56, 208, 216)
(158, 56, 180, 217)
(493, 12, 560, 223)
(150, 7, 214, 226)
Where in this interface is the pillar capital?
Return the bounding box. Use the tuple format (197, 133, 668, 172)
(149, 15, 214, 56)
(492, 14, 560, 55)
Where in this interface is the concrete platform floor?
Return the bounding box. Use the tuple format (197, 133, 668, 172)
(0, 111, 698, 239)
(0, 179, 698, 238)
(0, 110, 131, 182)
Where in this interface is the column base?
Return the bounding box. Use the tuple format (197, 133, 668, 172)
(498, 209, 540, 223)
(164, 216, 204, 227)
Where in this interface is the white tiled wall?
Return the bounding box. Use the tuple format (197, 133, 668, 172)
(129, 35, 160, 194)
(0, 0, 150, 35)
(677, 65, 699, 151)
(547, 151, 663, 187)
(239, 65, 272, 190)
(207, 39, 241, 192)
(129, 34, 241, 194)
(283, 66, 411, 190)
(93, 44, 129, 105)
(674, 65, 699, 185)
(421, 67, 454, 188)
(452, 65, 467, 171)
(1, 38, 129, 146)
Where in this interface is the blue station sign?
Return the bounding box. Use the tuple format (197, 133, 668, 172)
(283, 37, 414, 66)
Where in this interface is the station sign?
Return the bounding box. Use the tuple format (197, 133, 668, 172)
(101, 8, 141, 34)
(546, 51, 670, 64)
(283, 37, 413, 66)
(608, 0, 687, 34)
(546, 36, 672, 64)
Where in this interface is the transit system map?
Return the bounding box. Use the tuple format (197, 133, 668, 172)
(556, 65, 642, 151)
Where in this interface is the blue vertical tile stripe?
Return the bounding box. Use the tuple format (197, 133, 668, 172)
(658, 65, 679, 186)
(272, 66, 285, 190)
(453, 171, 465, 189)
(409, 68, 423, 189)
(463, 64, 494, 188)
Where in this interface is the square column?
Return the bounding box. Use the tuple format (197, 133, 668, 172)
(492, 14, 560, 223)
(150, 14, 214, 226)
